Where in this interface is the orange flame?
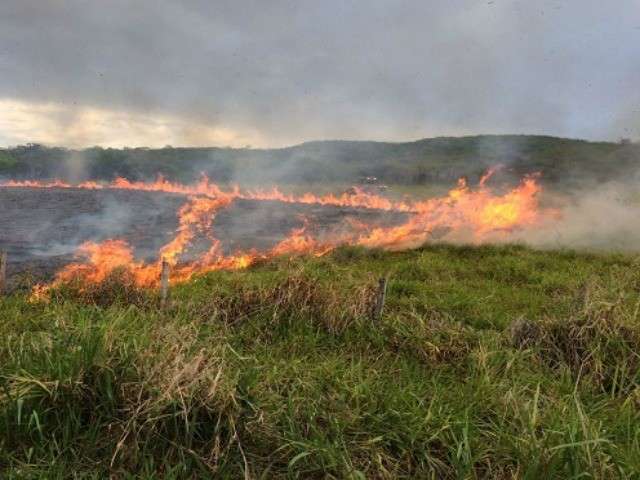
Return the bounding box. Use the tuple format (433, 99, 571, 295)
(355, 174, 543, 250)
(1, 169, 558, 297)
(158, 196, 232, 266)
(1, 175, 409, 211)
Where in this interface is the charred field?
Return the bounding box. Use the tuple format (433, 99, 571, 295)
(0, 186, 408, 290)
(2, 181, 640, 479)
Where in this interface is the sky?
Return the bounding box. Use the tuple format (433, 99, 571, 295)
(1, 0, 639, 148)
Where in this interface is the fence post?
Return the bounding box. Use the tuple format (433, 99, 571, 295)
(372, 276, 388, 321)
(160, 258, 170, 308)
(0, 251, 6, 296)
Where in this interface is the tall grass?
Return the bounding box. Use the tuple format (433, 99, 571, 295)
(1, 244, 640, 478)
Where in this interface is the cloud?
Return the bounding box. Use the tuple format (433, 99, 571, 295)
(0, 98, 266, 148)
(1, 0, 640, 147)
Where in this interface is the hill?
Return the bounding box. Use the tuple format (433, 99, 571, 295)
(1, 135, 638, 188)
(2, 244, 640, 478)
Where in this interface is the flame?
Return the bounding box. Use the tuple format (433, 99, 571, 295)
(269, 221, 335, 258)
(158, 195, 232, 266)
(0, 175, 408, 211)
(0, 169, 558, 298)
(34, 239, 159, 298)
(356, 174, 544, 249)
(478, 164, 503, 187)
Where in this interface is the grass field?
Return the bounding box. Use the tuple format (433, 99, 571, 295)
(2, 244, 640, 478)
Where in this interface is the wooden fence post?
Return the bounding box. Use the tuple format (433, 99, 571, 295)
(0, 251, 6, 296)
(372, 276, 388, 321)
(160, 258, 170, 308)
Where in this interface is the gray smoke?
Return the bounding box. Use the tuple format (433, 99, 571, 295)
(515, 181, 640, 252)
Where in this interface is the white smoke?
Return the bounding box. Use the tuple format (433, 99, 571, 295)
(512, 181, 640, 252)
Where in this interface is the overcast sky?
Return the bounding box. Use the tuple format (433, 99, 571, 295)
(1, 0, 639, 148)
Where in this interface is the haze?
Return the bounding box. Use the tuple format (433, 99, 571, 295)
(1, 0, 639, 148)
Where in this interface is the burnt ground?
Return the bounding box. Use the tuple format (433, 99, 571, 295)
(0, 187, 409, 290)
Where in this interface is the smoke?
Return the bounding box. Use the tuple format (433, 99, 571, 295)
(61, 150, 89, 183)
(41, 198, 138, 257)
(510, 181, 640, 252)
(1, 189, 183, 262)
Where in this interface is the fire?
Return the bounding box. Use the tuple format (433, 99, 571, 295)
(243, 185, 412, 212)
(0, 169, 558, 297)
(352, 174, 544, 250)
(35, 239, 159, 298)
(269, 222, 335, 257)
(478, 177, 540, 232)
(158, 196, 232, 266)
(55, 240, 156, 285)
(0, 175, 409, 211)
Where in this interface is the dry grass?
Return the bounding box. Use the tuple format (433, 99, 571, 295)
(387, 312, 478, 365)
(108, 324, 240, 474)
(509, 277, 640, 394)
(48, 267, 151, 308)
(183, 270, 378, 334)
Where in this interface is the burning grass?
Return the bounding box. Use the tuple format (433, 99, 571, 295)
(1, 169, 560, 299)
(45, 266, 151, 307)
(2, 244, 640, 478)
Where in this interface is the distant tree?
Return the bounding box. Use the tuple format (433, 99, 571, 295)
(0, 150, 18, 170)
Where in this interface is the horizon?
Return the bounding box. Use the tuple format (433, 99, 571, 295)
(0, 132, 623, 152)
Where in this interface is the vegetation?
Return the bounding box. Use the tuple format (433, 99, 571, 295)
(1, 135, 638, 188)
(0, 151, 18, 171)
(2, 243, 640, 478)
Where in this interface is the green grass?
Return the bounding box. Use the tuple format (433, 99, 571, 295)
(2, 244, 640, 478)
